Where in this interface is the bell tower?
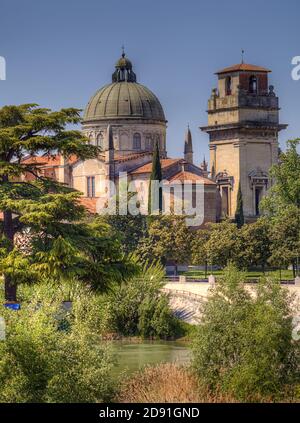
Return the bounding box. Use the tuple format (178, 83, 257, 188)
(201, 63, 287, 220)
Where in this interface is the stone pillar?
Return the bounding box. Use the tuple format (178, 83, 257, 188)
(208, 274, 216, 287)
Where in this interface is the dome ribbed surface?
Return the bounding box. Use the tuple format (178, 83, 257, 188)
(83, 82, 166, 122)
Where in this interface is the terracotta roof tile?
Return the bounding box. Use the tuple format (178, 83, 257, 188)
(216, 63, 271, 75)
(21, 154, 61, 166)
(130, 158, 180, 174)
(114, 151, 150, 163)
(22, 154, 81, 167)
(168, 171, 215, 185)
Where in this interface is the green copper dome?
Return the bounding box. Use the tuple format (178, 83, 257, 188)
(83, 53, 166, 123)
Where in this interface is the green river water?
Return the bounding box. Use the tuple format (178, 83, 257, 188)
(111, 341, 191, 376)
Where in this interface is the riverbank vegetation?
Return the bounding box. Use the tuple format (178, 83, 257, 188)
(1, 265, 299, 403)
(116, 362, 299, 403)
(0, 285, 116, 402)
(192, 265, 300, 402)
(117, 265, 300, 403)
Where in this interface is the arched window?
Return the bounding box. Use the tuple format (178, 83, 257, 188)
(249, 75, 258, 94)
(133, 133, 141, 150)
(225, 76, 232, 95)
(96, 132, 104, 149)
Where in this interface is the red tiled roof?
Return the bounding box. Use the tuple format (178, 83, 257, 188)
(114, 151, 151, 163)
(22, 154, 81, 167)
(168, 171, 215, 185)
(21, 154, 61, 166)
(130, 159, 180, 175)
(216, 63, 271, 75)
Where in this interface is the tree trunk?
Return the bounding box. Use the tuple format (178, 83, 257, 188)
(3, 209, 17, 302)
(4, 275, 17, 302)
(292, 261, 296, 278)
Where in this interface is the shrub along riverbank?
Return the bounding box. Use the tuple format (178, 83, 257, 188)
(0, 263, 188, 402)
(0, 265, 299, 402)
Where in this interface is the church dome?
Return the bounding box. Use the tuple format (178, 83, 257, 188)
(83, 52, 166, 123)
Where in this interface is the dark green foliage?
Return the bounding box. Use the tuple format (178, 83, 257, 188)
(107, 263, 180, 339)
(138, 295, 178, 339)
(192, 265, 300, 401)
(261, 139, 300, 276)
(148, 141, 162, 215)
(137, 215, 192, 267)
(0, 104, 136, 300)
(101, 193, 148, 255)
(0, 288, 115, 403)
(235, 183, 244, 228)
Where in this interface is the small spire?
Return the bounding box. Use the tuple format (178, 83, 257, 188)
(184, 126, 193, 164)
(121, 44, 125, 58)
(184, 125, 192, 151)
(241, 49, 245, 64)
(200, 155, 208, 172)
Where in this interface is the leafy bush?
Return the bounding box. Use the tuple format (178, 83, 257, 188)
(0, 290, 115, 403)
(107, 263, 180, 338)
(138, 294, 177, 339)
(192, 264, 300, 401)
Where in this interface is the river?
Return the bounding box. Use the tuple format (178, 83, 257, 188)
(111, 340, 191, 376)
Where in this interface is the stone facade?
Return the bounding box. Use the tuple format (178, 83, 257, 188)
(82, 120, 167, 156)
(201, 63, 287, 220)
(20, 59, 285, 227)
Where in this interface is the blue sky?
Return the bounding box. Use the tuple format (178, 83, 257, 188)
(0, 0, 299, 163)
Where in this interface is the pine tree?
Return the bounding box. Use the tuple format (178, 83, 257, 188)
(0, 104, 135, 301)
(148, 141, 163, 215)
(235, 183, 244, 228)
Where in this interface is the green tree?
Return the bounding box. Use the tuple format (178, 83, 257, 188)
(0, 291, 115, 403)
(101, 192, 147, 255)
(148, 141, 162, 215)
(192, 265, 300, 401)
(204, 220, 241, 268)
(267, 208, 300, 276)
(191, 228, 210, 277)
(137, 215, 193, 270)
(138, 294, 177, 339)
(0, 104, 135, 301)
(263, 139, 300, 210)
(261, 139, 300, 275)
(239, 218, 271, 271)
(235, 183, 244, 228)
(107, 262, 178, 338)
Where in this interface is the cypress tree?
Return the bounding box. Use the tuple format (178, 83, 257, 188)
(235, 182, 244, 228)
(148, 141, 162, 215)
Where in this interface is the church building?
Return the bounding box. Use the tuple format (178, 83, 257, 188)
(21, 52, 286, 224)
